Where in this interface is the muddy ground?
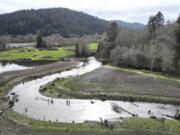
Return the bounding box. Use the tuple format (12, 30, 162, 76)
(59, 66, 180, 104)
(70, 67, 180, 97)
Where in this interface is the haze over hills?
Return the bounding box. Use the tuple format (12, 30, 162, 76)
(0, 8, 146, 37)
(113, 20, 146, 30)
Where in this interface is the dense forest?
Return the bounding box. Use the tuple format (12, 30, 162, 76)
(96, 12, 180, 75)
(0, 8, 109, 37)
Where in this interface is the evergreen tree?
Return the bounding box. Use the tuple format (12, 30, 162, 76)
(0, 41, 6, 50)
(95, 41, 102, 57)
(148, 15, 156, 38)
(148, 11, 164, 38)
(108, 22, 119, 43)
(155, 11, 165, 28)
(176, 15, 180, 44)
(96, 22, 119, 60)
(75, 43, 80, 57)
(81, 43, 88, 57)
(36, 34, 46, 48)
(75, 39, 88, 57)
(174, 15, 180, 72)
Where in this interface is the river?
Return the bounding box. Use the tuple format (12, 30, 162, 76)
(8, 57, 180, 123)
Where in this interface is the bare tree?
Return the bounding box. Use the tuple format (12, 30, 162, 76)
(159, 43, 174, 73)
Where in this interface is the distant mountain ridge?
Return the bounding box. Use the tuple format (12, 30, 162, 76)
(0, 8, 146, 37)
(113, 20, 146, 30)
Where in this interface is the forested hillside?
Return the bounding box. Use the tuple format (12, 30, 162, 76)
(0, 8, 109, 37)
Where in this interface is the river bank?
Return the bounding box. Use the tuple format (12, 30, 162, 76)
(0, 58, 180, 135)
(0, 60, 77, 98)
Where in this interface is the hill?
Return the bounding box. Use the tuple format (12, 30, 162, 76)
(113, 20, 145, 29)
(0, 8, 147, 37)
(0, 8, 109, 37)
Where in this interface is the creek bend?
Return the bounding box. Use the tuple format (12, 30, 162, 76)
(8, 57, 180, 123)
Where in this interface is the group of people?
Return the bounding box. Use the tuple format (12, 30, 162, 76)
(47, 98, 54, 104)
(47, 98, 71, 107)
(24, 99, 72, 114)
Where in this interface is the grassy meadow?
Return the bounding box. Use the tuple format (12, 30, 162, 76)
(88, 42, 99, 51)
(0, 47, 74, 61)
(0, 42, 99, 61)
(5, 110, 180, 134)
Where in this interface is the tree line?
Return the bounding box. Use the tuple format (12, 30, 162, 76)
(96, 12, 180, 75)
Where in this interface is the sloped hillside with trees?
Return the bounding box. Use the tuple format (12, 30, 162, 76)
(0, 8, 109, 37)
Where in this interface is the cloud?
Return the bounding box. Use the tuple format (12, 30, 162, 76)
(0, 0, 179, 23)
(85, 5, 180, 23)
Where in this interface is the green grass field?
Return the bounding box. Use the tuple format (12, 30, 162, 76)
(65, 42, 99, 52)
(121, 117, 180, 133)
(88, 42, 99, 51)
(0, 43, 98, 61)
(0, 47, 74, 61)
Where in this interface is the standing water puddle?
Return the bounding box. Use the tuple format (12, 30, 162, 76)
(0, 63, 30, 73)
(9, 57, 180, 123)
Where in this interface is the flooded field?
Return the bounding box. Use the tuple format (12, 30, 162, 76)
(8, 57, 180, 123)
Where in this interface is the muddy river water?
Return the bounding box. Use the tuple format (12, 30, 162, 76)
(8, 57, 180, 123)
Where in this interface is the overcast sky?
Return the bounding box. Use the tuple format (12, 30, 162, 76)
(0, 0, 180, 24)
